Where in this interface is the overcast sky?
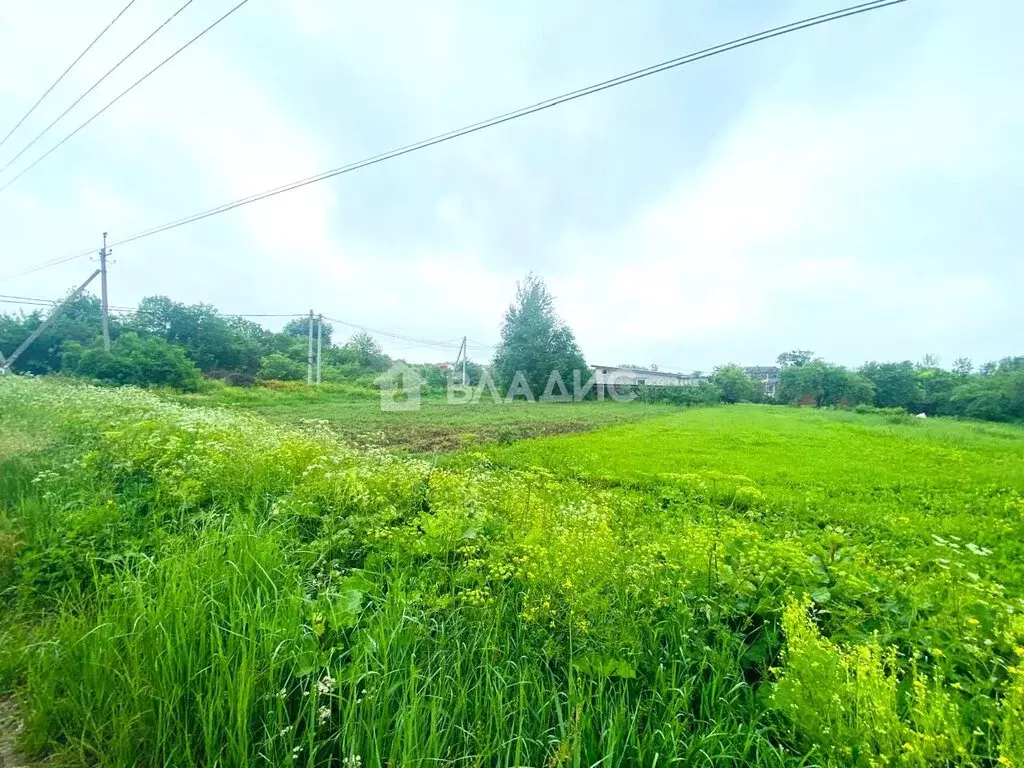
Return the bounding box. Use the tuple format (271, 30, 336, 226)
(0, 0, 1020, 372)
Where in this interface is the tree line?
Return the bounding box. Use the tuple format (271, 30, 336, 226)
(0, 294, 483, 392)
(2, 279, 1021, 424)
(767, 350, 1024, 422)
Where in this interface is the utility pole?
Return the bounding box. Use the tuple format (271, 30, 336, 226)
(99, 231, 111, 352)
(1, 270, 100, 375)
(461, 336, 467, 386)
(316, 313, 323, 385)
(452, 336, 468, 386)
(307, 309, 314, 385)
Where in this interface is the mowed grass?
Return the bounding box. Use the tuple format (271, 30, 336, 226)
(173, 384, 675, 451)
(2, 379, 1024, 767)
(482, 403, 1024, 491)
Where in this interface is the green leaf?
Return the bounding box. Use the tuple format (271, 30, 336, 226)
(573, 654, 636, 679)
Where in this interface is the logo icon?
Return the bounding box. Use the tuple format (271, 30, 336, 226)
(376, 362, 425, 412)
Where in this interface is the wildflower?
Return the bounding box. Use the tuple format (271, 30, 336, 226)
(317, 704, 331, 724)
(316, 673, 336, 696)
(967, 617, 980, 626)
(342, 756, 362, 768)
(278, 686, 287, 698)
(1015, 646, 1024, 657)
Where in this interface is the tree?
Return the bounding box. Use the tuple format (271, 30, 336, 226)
(492, 274, 587, 398)
(342, 331, 388, 372)
(953, 357, 973, 377)
(0, 293, 108, 374)
(777, 350, 816, 368)
(128, 297, 256, 373)
(282, 317, 334, 348)
(915, 366, 957, 415)
(257, 353, 305, 381)
(712, 364, 760, 404)
(860, 361, 922, 411)
(64, 332, 202, 391)
(777, 361, 874, 407)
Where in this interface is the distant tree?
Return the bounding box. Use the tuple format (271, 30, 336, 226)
(919, 353, 941, 368)
(128, 296, 256, 373)
(257, 353, 305, 381)
(777, 350, 816, 368)
(492, 274, 587, 398)
(953, 357, 973, 377)
(777, 361, 873, 407)
(343, 331, 388, 372)
(0, 293, 108, 374)
(282, 317, 334, 348)
(915, 366, 958, 415)
(64, 332, 201, 391)
(712, 364, 760, 404)
(860, 361, 922, 411)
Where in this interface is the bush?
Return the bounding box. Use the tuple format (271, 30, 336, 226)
(207, 369, 257, 388)
(637, 383, 721, 406)
(712, 364, 761, 404)
(257, 353, 305, 382)
(63, 333, 202, 391)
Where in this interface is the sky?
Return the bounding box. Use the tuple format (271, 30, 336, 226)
(0, 0, 1020, 372)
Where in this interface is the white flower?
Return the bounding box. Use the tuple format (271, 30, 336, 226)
(316, 673, 336, 696)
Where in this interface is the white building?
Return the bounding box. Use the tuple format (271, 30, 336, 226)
(591, 365, 707, 388)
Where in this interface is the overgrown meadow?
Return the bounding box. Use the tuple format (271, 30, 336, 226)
(1, 377, 1023, 767)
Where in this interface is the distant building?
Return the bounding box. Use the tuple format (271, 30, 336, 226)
(591, 363, 780, 398)
(591, 365, 707, 388)
(743, 366, 780, 398)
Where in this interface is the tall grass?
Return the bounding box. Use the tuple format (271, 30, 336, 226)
(2, 378, 1023, 766)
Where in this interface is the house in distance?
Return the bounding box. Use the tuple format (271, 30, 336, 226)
(590, 364, 779, 398)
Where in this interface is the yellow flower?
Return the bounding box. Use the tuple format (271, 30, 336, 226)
(966, 617, 980, 626)
(1014, 645, 1024, 657)
(932, 648, 944, 657)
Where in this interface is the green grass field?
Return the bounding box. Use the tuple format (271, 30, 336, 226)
(1, 378, 1023, 766)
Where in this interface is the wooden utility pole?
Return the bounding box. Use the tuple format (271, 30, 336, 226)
(306, 309, 314, 385)
(1, 270, 100, 375)
(316, 313, 323, 385)
(99, 232, 111, 352)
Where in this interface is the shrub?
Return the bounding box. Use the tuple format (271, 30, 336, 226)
(638, 383, 721, 406)
(257, 353, 305, 382)
(63, 333, 202, 391)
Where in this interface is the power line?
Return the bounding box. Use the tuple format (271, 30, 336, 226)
(0, 0, 197, 179)
(322, 315, 470, 350)
(0, 0, 137, 153)
(3, 0, 906, 280)
(0, 0, 252, 194)
(0, 293, 484, 353)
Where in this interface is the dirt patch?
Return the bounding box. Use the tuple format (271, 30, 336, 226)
(0, 696, 35, 768)
(311, 419, 599, 454)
